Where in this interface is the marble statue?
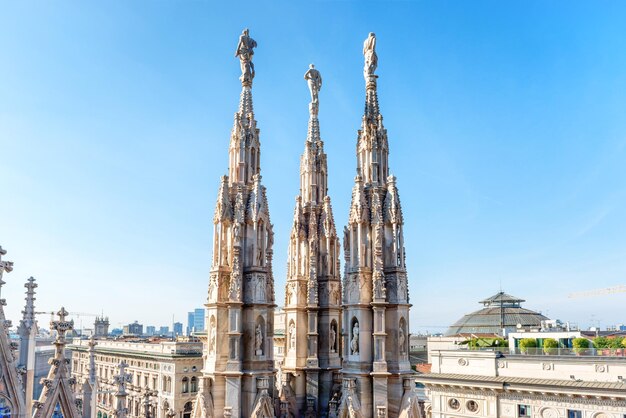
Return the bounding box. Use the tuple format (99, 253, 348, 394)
(255, 324, 263, 355)
(289, 322, 296, 350)
(330, 324, 337, 352)
(209, 325, 216, 354)
(235, 28, 257, 85)
(304, 64, 322, 104)
(351, 322, 359, 355)
(399, 325, 406, 354)
(363, 32, 377, 78)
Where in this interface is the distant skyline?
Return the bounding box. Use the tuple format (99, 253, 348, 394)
(1, 2, 626, 333)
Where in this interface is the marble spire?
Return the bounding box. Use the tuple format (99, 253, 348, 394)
(0, 246, 27, 418)
(17, 276, 37, 411)
(194, 29, 276, 418)
(283, 64, 342, 417)
(340, 33, 415, 418)
(33, 307, 81, 418)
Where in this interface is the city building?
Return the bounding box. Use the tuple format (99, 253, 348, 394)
(281, 61, 342, 416)
(123, 321, 144, 336)
(193, 309, 205, 333)
(193, 29, 276, 418)
(418, 347, 626, 417)
(146, 326, 156, 336)
(174, 322, 183, 337)
(69, 337, 203, 418)
(159, 326, 170, 336)
(186, 312, 194, 336)
(339, 32, 416, 417)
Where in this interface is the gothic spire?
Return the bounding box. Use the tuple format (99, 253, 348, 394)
(0, 246, 27, 418)
(357, 32, 389, 187)
(33, 307, 81, 418)
(111, 361, 131, 418)
(20, 277, 37, 331)
(229, 29, 261, 186)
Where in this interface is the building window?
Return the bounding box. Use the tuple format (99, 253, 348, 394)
(0, 397, 11, 418)
(466, 400, 479, 413)
(182, 377, 189, 393)
(518, 405, 531, 417)
(183, 402, 193, 418)
(567, 411, 582, 418)
(448, 398, 460, 410)
(191, 376, 198, 393)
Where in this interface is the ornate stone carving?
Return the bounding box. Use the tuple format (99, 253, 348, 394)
(351, 321, 360, 355)
(235, 28, 257, 86)
(540, 408, 558, 418)
(458, 358, 468, 366)
(363, 32, 378, 79)
(255, 323, 263, 356)
(304, 64, 322, 106)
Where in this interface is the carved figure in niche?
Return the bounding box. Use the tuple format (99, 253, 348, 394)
(374, 275, 385, 299)
(286, 285, 293, 305)
(289, 322, 296, 350)
(330, 323, 337, 352)
(331, 286, 340, 305)
(209, 318, 217, 354)
(343, 226, 349, 254)
(363, 32, 377, 79)
(235, 28, 257, 84)
(304, 64, 322, 105)
(257, 246, 263, 266)
(350, 321, 360, 355)
(322, 253, 328, 274)
(398, 277, 407, 302)
(255, 324, 263, 355)
(208, 276, 217, 302)
(233, 223, 241, 246)
(398, 324, 406, 355)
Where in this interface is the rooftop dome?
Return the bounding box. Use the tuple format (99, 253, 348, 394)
(445, 291, 549, 336)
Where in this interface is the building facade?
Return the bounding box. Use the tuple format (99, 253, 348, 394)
(339, 33, 415, 418)
(69, 338, 203, 418)
(418, 348, 626, 418)
(193, 29, 276, 418)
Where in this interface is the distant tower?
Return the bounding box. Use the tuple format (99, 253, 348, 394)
(94, 315, 109, 337)
(0, 246, 27, 418)
(339, 33, 414, 418)
(193, 29, 275, 418)
(17, 276, 38, 414)
(282, 64, 342, 417)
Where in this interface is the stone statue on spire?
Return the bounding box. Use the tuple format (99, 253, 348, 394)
(235, 28, 257, 86)
(363, 32, 378, 79)
(304, 64, 322, 105)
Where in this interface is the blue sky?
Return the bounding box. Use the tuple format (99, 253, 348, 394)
(1, 2, 625, 333)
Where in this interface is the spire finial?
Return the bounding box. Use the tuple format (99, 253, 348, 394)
(304, 63, 322, 116)
(363, 32, 378, 81)
(235, 28, 257, 87)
